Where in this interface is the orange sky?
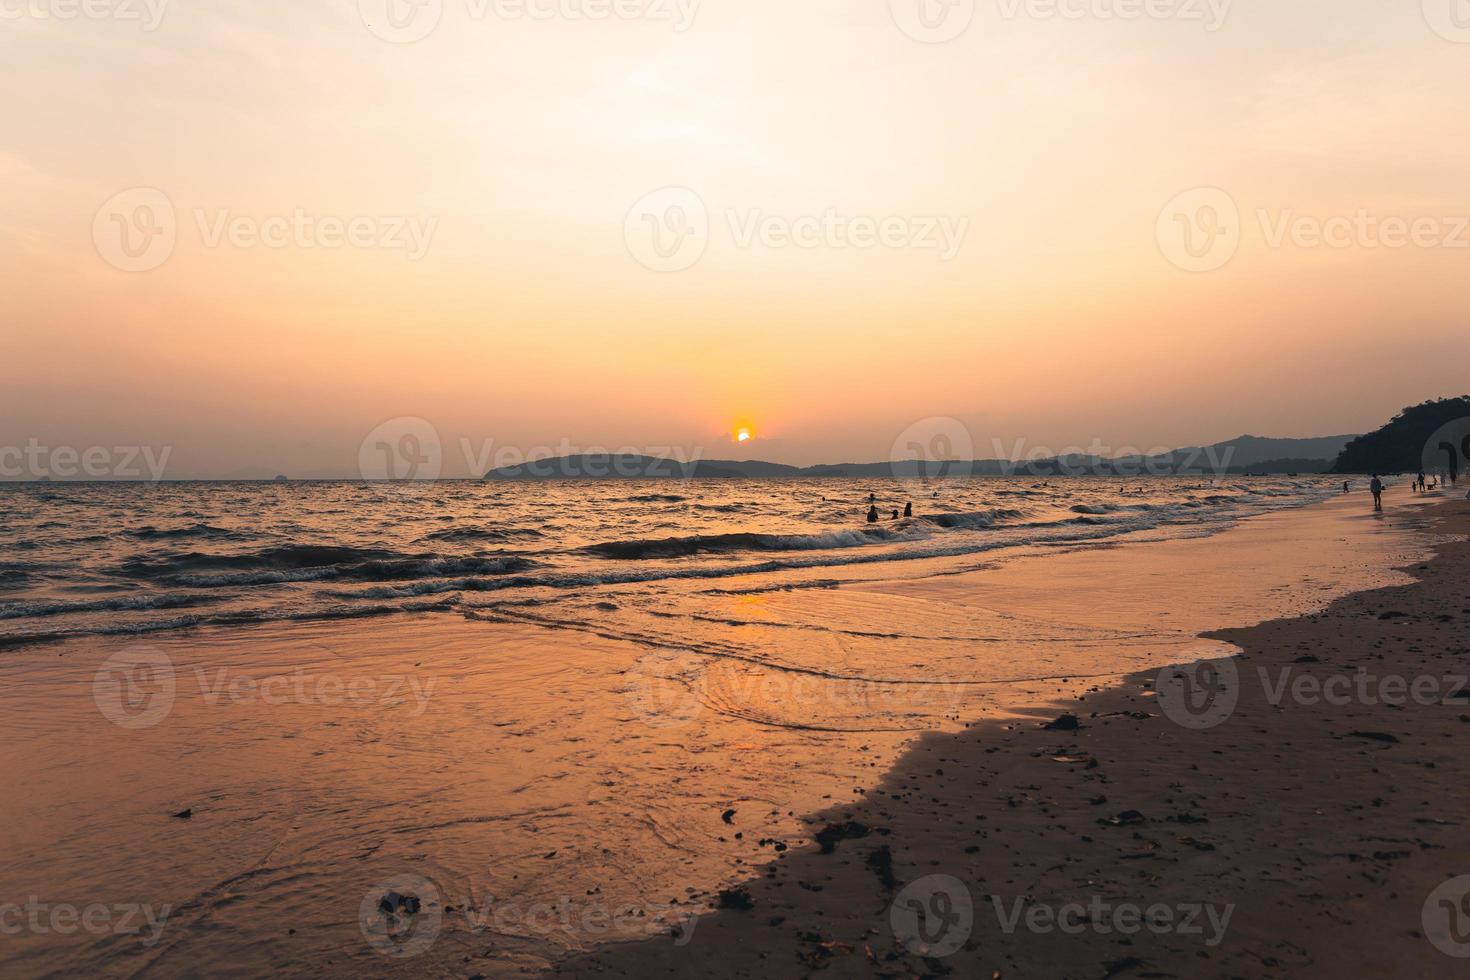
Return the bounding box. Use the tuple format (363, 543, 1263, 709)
(3, 0, 1469, 477)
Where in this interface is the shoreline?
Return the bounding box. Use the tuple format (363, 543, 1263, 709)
(556, 496, 1470, 978)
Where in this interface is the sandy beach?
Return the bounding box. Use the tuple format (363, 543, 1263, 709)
(560, 494, 1470, 978)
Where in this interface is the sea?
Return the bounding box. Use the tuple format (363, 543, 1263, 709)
(0, 475, 1339, 649)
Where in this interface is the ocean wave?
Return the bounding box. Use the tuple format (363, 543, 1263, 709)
(119, 545, 401, 579)
(212, 600, 456, 624)
(0, 592, 222, 621)
(557, 520, 1164, 587)
(918, 508, 1026, 529)
(327, 576, 543, 599)
(170, 556, 539, 588)
(0, 600, 461, 648)
(586, 507, 1044, 559)
(124, 524, 242, 541)
(0, 614, 210, 646)
(419, 526, 544, 543)
(585, 527, 921, 560)
(622, 493, 687, 503)
(118, 546, 537, 587)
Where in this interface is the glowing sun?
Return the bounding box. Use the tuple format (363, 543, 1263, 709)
(736, 427, 753, 443)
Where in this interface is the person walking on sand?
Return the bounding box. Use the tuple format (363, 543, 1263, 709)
(1342, 480, 1350, 493)
(1370, 474, 1384, 511)
(1417, 471, 1426, 493)
(866, 504, 879, 523)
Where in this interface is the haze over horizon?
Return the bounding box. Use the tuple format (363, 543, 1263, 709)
(0, 421, 1368, 481)
(6, 0, 1470, 478)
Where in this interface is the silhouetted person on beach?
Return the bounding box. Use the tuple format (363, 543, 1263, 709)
(866, 505, 879, 523)
(1342, 481, 1349, 493)
(1417, 471, 1426, 493)
(904, 502, 912, 517)
(1370, 475, 1384, 511)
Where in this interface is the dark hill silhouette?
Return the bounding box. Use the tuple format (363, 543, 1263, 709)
(483, 455, 756, 480)
(1165, 434, 1355, 469)
(1330, 397, 1470, 476)
(482, 435, 1355, 480)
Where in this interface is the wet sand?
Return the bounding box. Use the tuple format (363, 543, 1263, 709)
(559, 495, 1470, 978)
(0, 491, 1457, 976)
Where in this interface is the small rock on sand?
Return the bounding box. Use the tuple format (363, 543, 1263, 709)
(717, 888, 753, 910)
(378, 891, 421, 916)
(814, 820, 870, 854)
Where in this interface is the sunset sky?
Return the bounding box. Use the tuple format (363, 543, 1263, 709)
(4, 0, 1469, 478)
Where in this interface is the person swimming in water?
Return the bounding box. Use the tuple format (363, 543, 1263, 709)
(904, 501, 912, 517)
(866, 504, 879, 523)
(891, 509, 900, 520)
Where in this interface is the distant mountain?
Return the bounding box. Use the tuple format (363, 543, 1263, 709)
(483, 454, 800, 480)
(1331, 397, 1470, 476)
(483, 435, 1358, 481)
(1139, 434, 1357, 474)
(702, 459, 805, 478)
